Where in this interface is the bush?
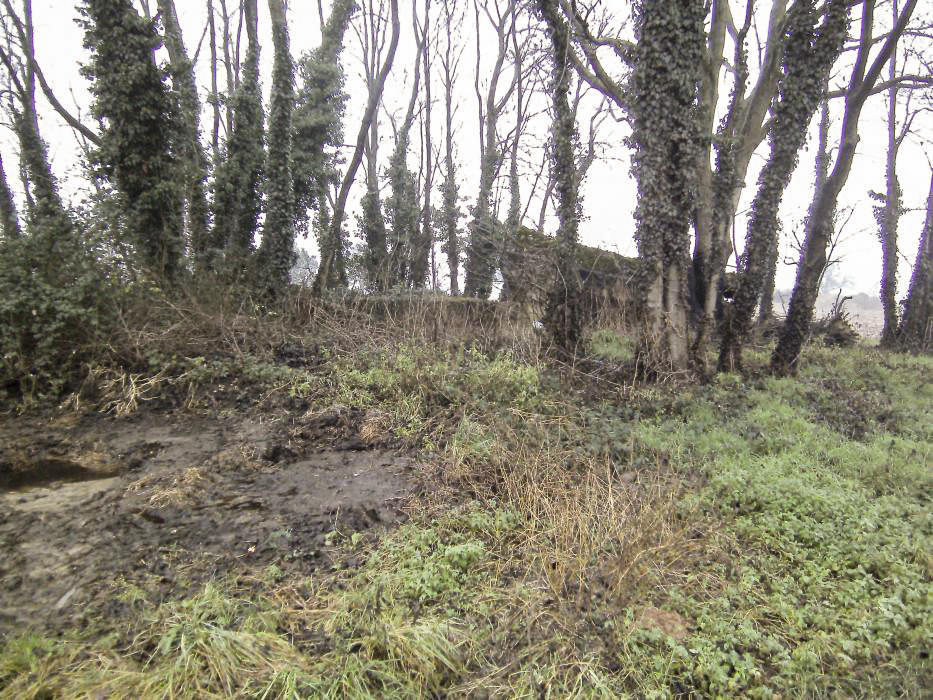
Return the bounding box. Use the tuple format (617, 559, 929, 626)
(0, 235, 115, 399)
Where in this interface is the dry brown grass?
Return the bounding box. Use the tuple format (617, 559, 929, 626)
(448, 406, 711, 617)
(360, 408, 394, 443)
(126, 466, 207, 508)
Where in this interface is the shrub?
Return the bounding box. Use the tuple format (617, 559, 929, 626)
(0, 234, 115, 399)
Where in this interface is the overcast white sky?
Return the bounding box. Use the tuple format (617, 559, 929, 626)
(9, 0, 933, 298)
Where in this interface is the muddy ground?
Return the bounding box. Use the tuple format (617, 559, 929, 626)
(0, 404, 420, 634)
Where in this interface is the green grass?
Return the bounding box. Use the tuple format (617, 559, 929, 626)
(2, 341, 930, 698)
(615, 347, 933, 697)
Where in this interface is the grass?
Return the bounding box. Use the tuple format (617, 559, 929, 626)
(2, 329, 931, 698)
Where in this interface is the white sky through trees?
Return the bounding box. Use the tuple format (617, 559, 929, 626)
(6, 0, 932, 298)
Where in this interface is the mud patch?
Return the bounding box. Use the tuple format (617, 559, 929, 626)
(0, 411, 418, 634)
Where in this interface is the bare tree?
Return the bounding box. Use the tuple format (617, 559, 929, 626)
(314, 0, 400, 294)
(411, 0, 433, 289)
(355, 0, 392, 290)
(0, 0, 72, 256)
(1, 0, 100, 147)
(439, 0, 463, 294)
(499, 0, 546, 301)
(462, 0, 517, 299)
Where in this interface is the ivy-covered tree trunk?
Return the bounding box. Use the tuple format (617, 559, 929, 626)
(360, 80, 385, 290)
(386, 0, 426, 290)
(11, 108, 70, 244)
(718, 0, 849, 372)
(463, 137, 499, 299)
(256, 0, 296, 298)
(630, 0, 706, 371)
(442, 175, 461, 295)
(156, 0, 210, 259)
(81, 0, 183, 281)
(878, 125, 902, 347)
(772, 0, 917, 376)
(896, 169, 932, 352)
(878, 8, 904, 348)
(293, 0, 353, 257)
(758, 235, 779, 324)
(0, 154, 20, 239)
(537, 0, 582, 353)
(386, 140, 419, 288)
(361, 185, 388, 290)
(690, 0, 788, 363)
(211, 0, 263, 266)
(501, 0, 524, 303)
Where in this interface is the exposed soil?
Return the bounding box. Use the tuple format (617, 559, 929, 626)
(0, 406, 419, 633)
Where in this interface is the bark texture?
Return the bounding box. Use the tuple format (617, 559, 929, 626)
(630, 0, 706, 371)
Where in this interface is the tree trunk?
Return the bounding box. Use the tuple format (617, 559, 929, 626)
(463, 0, 516, 299)
(0, 153, 21, 239)
(210, 0, 262, 264)
(440, 0, 461, 295)
(896, 170, 932, 352)
(718, 0, 849, 373)
(500, 0, 524, 303)
(219, 0, 235, 135)
(631, 0, 706, 372)
(84, 0, 185, 281)
(691, 0, 786, 362)
(690, 0, 728, 331)
(355, 0, 389, 291)
(879, 0, 902, 347)
(0, 0, 71, 249)
(157, 0, 210, 258)
(772, 0, 918, 376)
(411, 0, 433, 289)
(537, 0, 582, 353)
(385, 0, 424, 289)
(758, 235, 778, 324)
(314, 0, 400, 295)
(256, 0, 295, 297)
(207, 0, 221, 162)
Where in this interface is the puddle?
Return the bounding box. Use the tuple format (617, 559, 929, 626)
(1, 456, 123, 514)
(0, 458, 119, 490)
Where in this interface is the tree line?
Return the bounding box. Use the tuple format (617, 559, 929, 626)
(0, 0, 931, 384)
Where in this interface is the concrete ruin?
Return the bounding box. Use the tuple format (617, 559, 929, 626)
(500, 227, 641, 322)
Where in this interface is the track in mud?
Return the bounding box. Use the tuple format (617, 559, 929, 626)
(0, 409, 417, 633)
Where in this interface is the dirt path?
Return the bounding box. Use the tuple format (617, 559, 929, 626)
(0, 409, 417, 633)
